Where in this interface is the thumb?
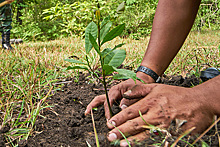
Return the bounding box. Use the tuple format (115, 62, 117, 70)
(122, 84, 157, 99)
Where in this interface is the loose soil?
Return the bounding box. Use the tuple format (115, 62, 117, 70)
(1, 73, 219, 147)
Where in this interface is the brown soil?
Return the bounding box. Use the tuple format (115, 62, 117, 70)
(1, 73, 219, 147)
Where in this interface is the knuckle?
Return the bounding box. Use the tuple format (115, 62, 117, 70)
(127, 120, 141, 131)
(110, 84, 120, 91)
(126, 108, 136, 118)
(94, 95, 102, 100)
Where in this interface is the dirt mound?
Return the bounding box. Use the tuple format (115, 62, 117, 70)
(2, 74, 219, 146)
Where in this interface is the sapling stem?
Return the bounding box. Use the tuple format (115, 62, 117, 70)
(102, 74, 113, 117)
(96, 6, 113, 117)
(85, 55, 103, 83)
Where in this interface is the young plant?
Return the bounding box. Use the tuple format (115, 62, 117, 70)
(65, 5, 138, 117)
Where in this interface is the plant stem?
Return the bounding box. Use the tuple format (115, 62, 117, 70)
(102, 74, 113, 117)
(96, 6, 113, 117)
(85, 55, 103, 83)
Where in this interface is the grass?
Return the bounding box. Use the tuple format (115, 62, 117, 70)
(103, 30, 220, 76)
(168, 30, 220, 77)
(0, 30, 219, 146)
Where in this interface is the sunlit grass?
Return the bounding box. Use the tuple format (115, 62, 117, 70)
(94, 30, 220, 76)
(0, 30, 219, 146)
(169, 30, 220, 76)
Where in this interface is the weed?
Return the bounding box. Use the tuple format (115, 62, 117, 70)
(91, 110, 100, 147)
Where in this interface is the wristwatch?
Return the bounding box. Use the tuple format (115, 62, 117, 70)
(135, 66, 161, 83)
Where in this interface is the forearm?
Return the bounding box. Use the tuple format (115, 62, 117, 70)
(194, 75, 220, 116)
(140, 0, 201, 77)
(5, 0, 14, 4)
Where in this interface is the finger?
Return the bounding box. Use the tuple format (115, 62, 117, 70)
(85, 79, 134, 118)
(119, 130, 150, 147)
(120, 84, 158, 109)
(107, 97, 161, 129)
(108, 79, 136, 101)
(104, 85, 123, 119)
(85, 83, 125, 118)
(123, 84, 157, 99)
(107, 114, 163, 142)
(104, 87, 124, 119)
(85, 94, 106, 116)
(104, 98, 114, 120)
(119, 123, 170, 147)
(120, 98, 139, 110)
(104, 80, 136, 119)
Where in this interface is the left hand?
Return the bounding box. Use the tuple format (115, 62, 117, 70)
(106, 84, 215, 146)
(85, 72, 156, 119)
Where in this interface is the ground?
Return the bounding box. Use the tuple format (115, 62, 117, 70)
(1, 73, 219, 147)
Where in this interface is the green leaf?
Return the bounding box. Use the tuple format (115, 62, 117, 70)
(101, 48, 112, 58)
(100, 16, 112, 41)
(117, 1, 125, 14)
(103, 49, 126, 68)
(113, 74, 128, 80)
(100, 21, 112, 41)
(113, 68, 137, 80)
(64, 59, 86, 65)
(103, 64, 115, 75)
(66, 66, 89, 71)
(101, 24, 125, 45)
(218, 45, 220, 56)
(101, 16, 110, 28)
(113, 43, 126, 50)
(89, 33, 100, 55)
(201, 141, 209, 147)
(85, 22, 98, 54)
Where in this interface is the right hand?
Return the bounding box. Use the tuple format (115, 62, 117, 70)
(85, 72, 155, 119)
(106, 83, 215, 146)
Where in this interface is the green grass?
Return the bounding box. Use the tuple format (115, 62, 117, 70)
(102, 30, 220, 76)
(0, 30, 219, 146)
(168, 30, 220, 76)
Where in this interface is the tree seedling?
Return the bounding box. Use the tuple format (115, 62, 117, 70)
(65, 3, 138, 117)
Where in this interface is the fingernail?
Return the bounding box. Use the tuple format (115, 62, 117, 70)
(108, 133, 117, 141)
(124, 90, 131, 95)
(108, 121, 116, 126)
(84, 110, 87, 115)
(120, 104, 127, 109)
(120, 141, 129, 147)
(123, 90, 132, 99)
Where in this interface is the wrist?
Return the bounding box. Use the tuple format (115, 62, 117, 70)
(136, 71, 156, 83)
(136, 65, 161, 83)
(192, 83, 218, 116)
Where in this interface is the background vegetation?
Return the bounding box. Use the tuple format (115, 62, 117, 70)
(11, 0, 220, 41)
(0, 0, 219, 146)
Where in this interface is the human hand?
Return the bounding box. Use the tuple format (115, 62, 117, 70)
(106, 84, 214, 146)
(85, 72, 155, 119)
(85, 79, 142, 120)
(5, 0, 14, 4)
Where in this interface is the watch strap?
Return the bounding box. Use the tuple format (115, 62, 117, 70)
(135, 66, 161, 83)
